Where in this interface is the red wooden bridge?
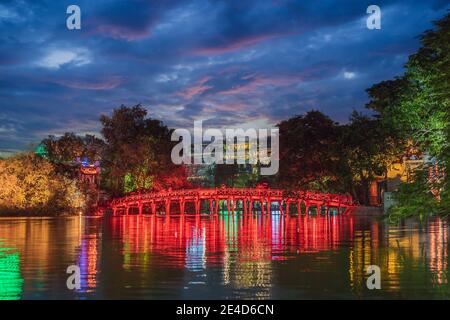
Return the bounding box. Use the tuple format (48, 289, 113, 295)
(108, 186, 355, 216)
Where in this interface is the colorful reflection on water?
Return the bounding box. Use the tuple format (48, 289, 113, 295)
(0, 244, 23, 300)
(0, 212, 448, 299)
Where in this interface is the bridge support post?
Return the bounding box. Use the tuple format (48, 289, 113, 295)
(165, 199, 170, 216)
(180, 199, 185, 215)
(195, 199, 200, 215)
(108, 189, 352, 219)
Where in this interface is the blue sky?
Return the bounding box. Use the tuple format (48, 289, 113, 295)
(0, 0, 449, 155)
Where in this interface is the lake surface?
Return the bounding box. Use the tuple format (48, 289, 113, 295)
(0, 211, 449, 299)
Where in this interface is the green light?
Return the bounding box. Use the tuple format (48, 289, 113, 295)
(124, 173, 136, 193)
(34, 144, 48, 158)
(0, 248, 23, 300)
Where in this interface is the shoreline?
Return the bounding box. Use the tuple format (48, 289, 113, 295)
(0, 213, 80, 218)
(0, 207, 386, 218)
(350, 206, 384, 216)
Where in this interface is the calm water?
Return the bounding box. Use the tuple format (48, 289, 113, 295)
(0, 211, 449, 299)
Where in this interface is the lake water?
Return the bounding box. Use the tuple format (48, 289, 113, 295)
(0, 211, 448, 299)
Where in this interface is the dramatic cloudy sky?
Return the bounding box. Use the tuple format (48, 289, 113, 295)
(0, 0, 449, 155)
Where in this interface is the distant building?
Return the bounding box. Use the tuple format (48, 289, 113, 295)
(76, 157, 101, 189)
(370, 146, 436, 206)
(186, 139, 269, 187)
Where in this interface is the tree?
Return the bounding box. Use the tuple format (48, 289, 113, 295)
(41, 133, 104, 164)
(405, 13, 449, 162)
(340, 111, 404, 204)
(0, 153, 85, 215)
(100, 104, 189, 195)
(387, 169, 442, 223)
(366, 13, 450, 216)
(40, 133, 105, 180)
(367, 13, 449, 162)
(276, 109, 404, 204)
(277, 110, 341, 191)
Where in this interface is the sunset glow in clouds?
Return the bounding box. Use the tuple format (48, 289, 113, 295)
(0, 0, 449, 155)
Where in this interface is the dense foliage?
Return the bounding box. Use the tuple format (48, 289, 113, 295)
(40, 133, 105, 179)
(367, 13, 449, 218)
(0, 153, 85, 215)
(100, 104, 190, 196)
(277, 111, 341, 192)
(277, 110, 402, 204)
(41, 133, 104, 164)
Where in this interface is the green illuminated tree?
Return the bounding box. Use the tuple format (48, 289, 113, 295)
(367, 13, 450, 216)
(368, 13, 449, 163)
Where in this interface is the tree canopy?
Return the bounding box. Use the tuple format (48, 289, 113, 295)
(367, 13, 449, 162)
(277, 110, 402, 204)
(41, 132, 104, 164)
(277, 110, 341, 192)
(366, 13, 450, 218)
(0, 153, 85, 215)
(100, 104, 189, 195)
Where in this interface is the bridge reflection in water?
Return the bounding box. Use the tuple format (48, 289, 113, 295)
(107, 213, 355, 298)
(111, 214, 355, 265)
(0, 213, 448, 299)
(109, 187, 355, 216)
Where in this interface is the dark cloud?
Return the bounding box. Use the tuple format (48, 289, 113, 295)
(85, 0, 183, 40)
(0, 0, 448, 153)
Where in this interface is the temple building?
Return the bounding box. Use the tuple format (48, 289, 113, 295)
(77, 157, 101, 188)
(370, 146, 437, 207)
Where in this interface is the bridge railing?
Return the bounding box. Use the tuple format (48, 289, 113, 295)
(109, 187, 355, 208)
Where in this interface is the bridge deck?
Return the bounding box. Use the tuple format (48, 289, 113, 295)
(109, 187, 355, 216)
